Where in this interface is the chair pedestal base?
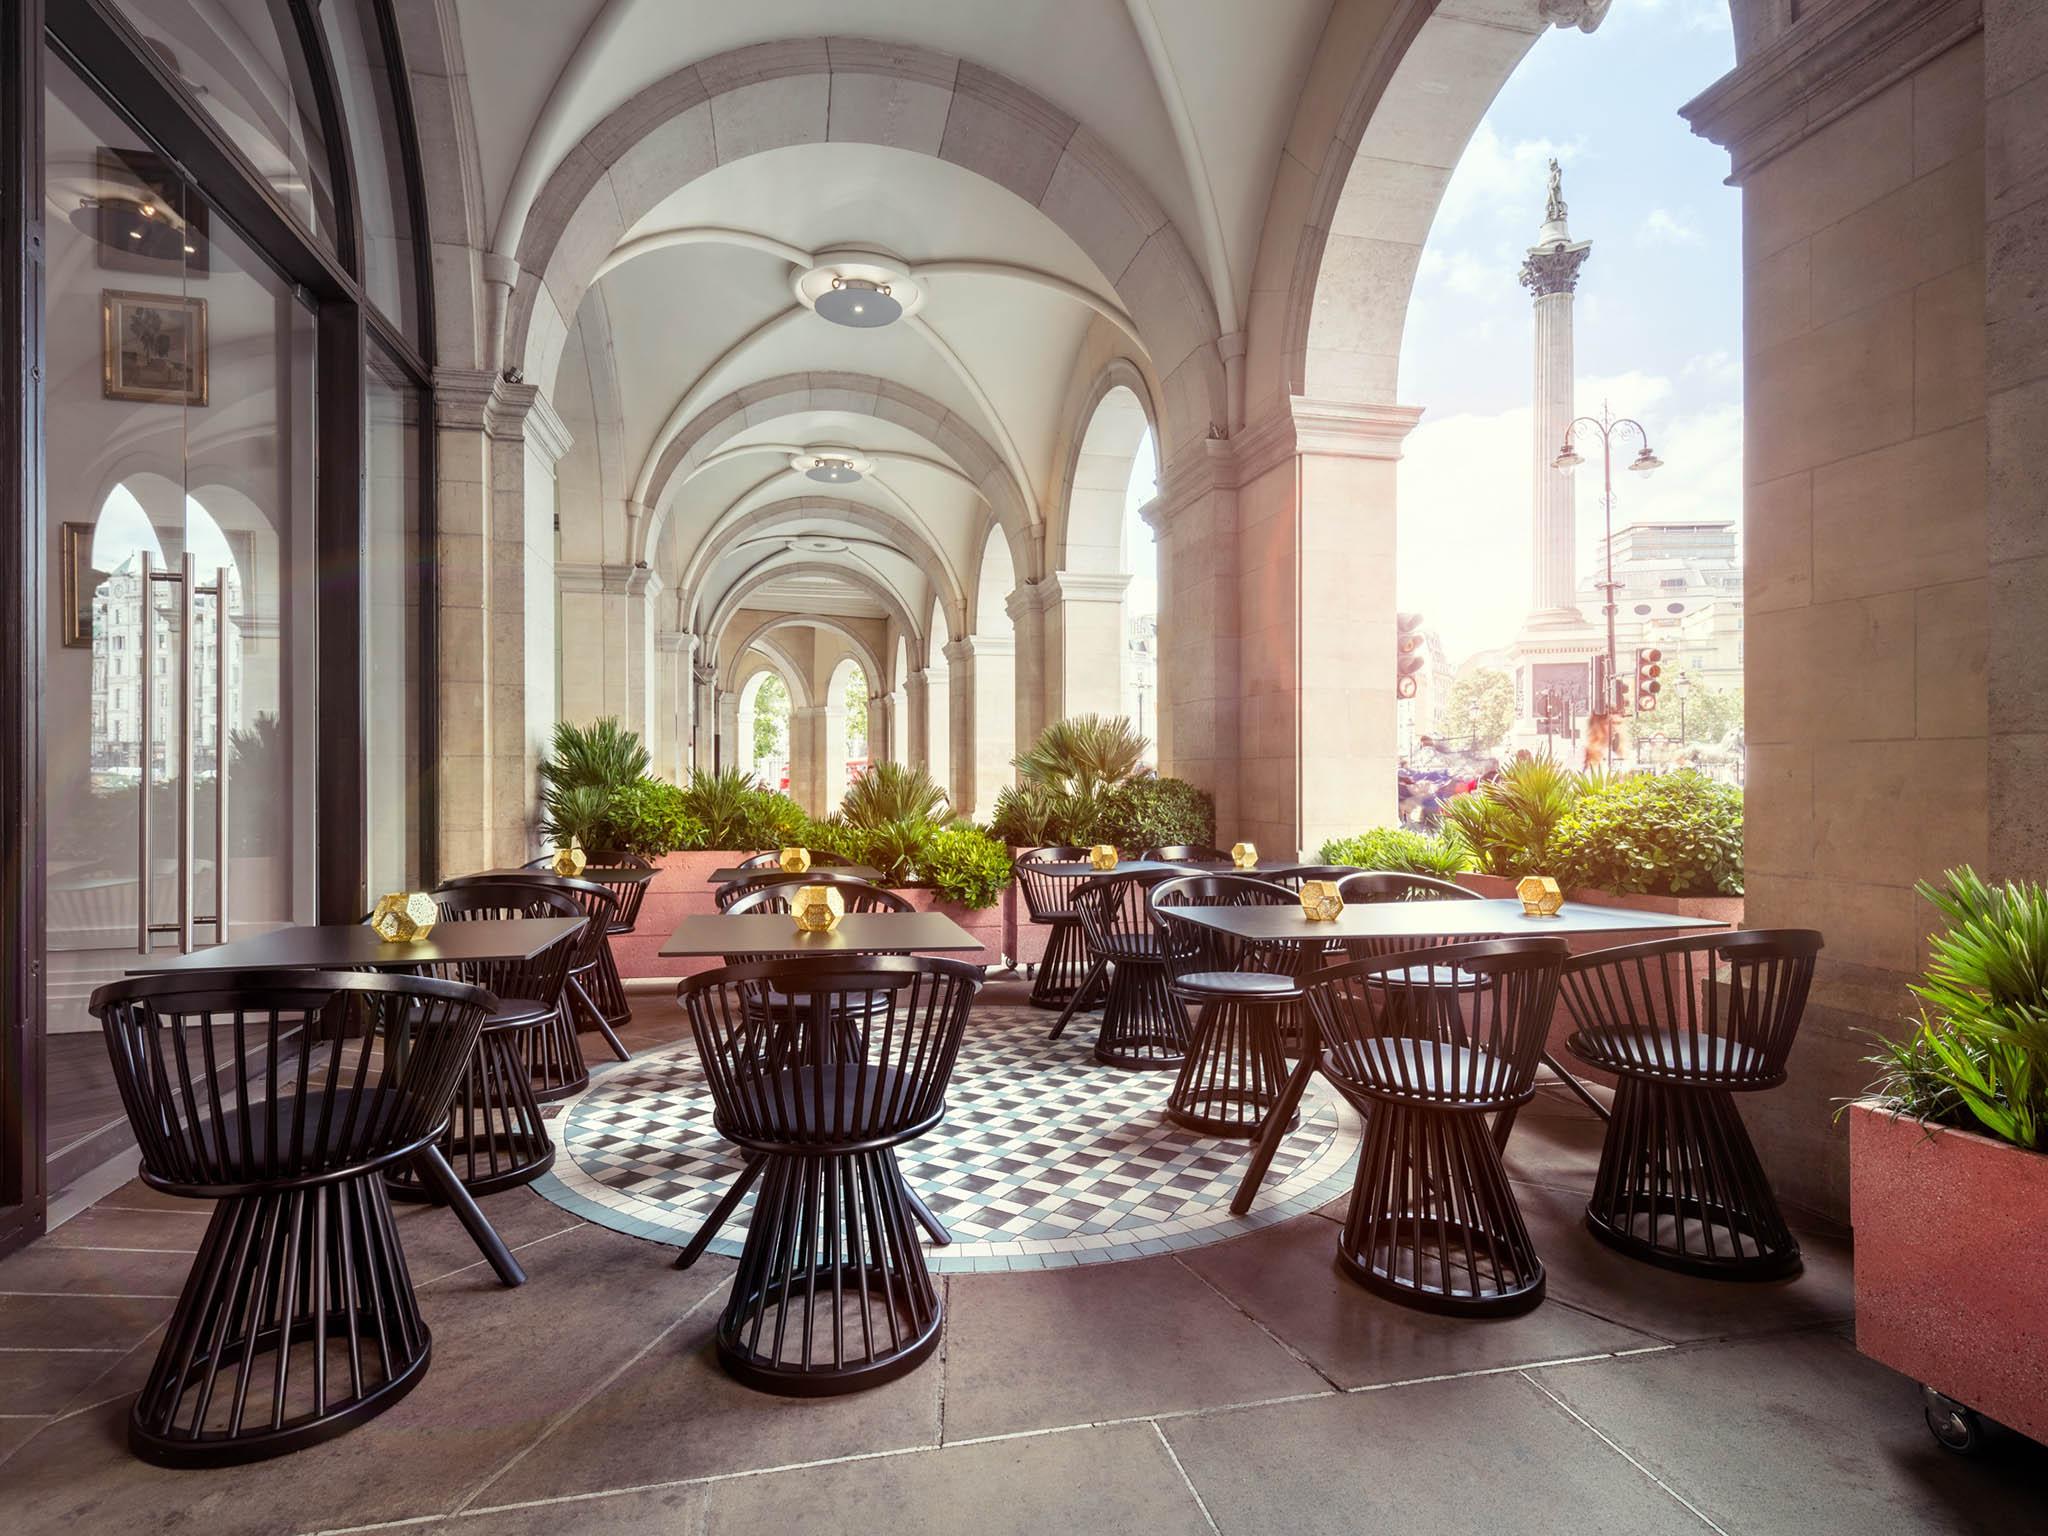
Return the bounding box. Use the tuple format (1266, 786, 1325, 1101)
(1585, 1077, 1802, 1280)
(387, 1026, 555, 1199)
(1094, 961, 1189, 1069)
(134, 1176, 431, 1467)
(719, 1147, 942, 1396)
(1028, 920, 1101, 1009)
(1335, 1094, 1545, 1317)
(1165, 997, 1293, 1139)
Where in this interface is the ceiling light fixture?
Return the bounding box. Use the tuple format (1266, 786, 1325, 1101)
(805, 456, 862, 484)
(815, 276, 901, 329)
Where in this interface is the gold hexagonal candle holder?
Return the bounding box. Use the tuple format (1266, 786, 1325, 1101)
(1517, 874, 1565, 917)
(779, 845, 812, 874)
(1299, 880, 1344, 922)
(1230, 841, 1258, 869)
(370, 891, 438, 944)
(1088, 844, 1119, 871)
(790, 883, 845, 933)
(549, 840, 587, 878)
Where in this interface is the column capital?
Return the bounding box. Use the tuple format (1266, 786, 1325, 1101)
(1048, 570, 1133, 605)
(942, 637, 976, 667)
(556, 560, 661, 597)
(791, 703, 828, 720)
(655, 629, 688, 654)
(1004, 581, 1051, 623)
(1681, 0, 1981, 180)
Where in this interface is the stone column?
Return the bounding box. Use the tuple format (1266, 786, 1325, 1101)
(691, 656, 718, 773)
(1150, 440, 1241, 832)
(790, 703, 829, 815)
(904, 667, 931, 771)
(431, 369, 568, 875)
(970, 633, 1015, 820)
(654, 629, 688, 781)
(556, 561, 658, 739)
(1518, 166, 1592, 624)
(715, 688, 738, 776)
(1042, 570, 1131, 721)
(868, 689, 892, 766)
(942, 637, 977, 818)
(1006, 583, 1049, 750)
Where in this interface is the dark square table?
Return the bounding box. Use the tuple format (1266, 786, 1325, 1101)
(1028, 858, 1306, 881)
(660, 910, 984, 959)
(124, 916, 588, 1289)
(703, 863, 884, 885)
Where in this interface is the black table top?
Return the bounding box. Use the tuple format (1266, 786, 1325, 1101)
(126, 917, 588, 975)
(705, 864, 884, 885)
(1165, 898, 1728, 946)
(1028, 859, 1306, 880)
(476, 866, 657, 886)
(660, 911, 984, 958)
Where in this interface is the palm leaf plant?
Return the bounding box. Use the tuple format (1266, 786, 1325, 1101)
(1013, 714, 1149, 800)
(840, 761, 948, 830)
(679, 767, 768, 847)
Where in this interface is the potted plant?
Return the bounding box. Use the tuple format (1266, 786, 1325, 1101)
(1846, 868, 2048, 1453)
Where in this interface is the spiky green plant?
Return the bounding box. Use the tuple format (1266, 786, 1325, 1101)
(989, 782, 1094, 847)
(537, 783, 612, 850)
(1439, 756, 1586, 876)
(539, 717, 649, 796)
(1014, 714, 1149, 800)
(840, 761, 948, 830)
(679, 767, 767, 847)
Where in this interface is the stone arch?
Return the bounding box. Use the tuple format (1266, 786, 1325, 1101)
(1246, 0, 1552, 415)
(825, 652, 870, 797)
(706, 557, 923, 665)
(500, 39, 1224, 465)
(720, 614, 886, 713)
(391, 2, 487, 368)
(733, 653, 799, 781)
(674, 493, 967, 642)
(890, 632, 910, 765)
(925, 590, 951, 791)
(639, 371, 1035, 579)
(1052, 359, 1157, 577)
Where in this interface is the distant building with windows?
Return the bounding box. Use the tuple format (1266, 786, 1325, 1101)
(1570, 519, 1743, 696)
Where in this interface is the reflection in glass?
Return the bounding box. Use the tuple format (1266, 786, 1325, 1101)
(110, 0, 337, 244)
(365, 346, 422, 891)
(323, 0, 421, 338)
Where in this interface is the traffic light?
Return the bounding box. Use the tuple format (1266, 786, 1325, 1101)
(1634, 646, 1663, 713)
(1396, 613, 1425, 699)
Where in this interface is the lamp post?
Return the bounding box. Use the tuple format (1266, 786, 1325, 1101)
(1552, 403, 1662, 746)
(1675, 671, 1693, 748)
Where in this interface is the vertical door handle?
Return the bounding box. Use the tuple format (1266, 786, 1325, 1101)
(215, 565, 232, 945)
(137, 551, 155, 955)
(179, 552, 196, 953)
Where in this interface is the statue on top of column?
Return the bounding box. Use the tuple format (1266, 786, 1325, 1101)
(1545, 158, 1567, 226)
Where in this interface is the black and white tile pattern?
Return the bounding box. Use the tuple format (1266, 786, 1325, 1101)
(535, 1002, 1364, 1271)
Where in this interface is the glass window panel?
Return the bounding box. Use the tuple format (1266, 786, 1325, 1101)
(365, 345, 423, 891)
(110, 0, 337, 246)
(323, 0, 422, 339)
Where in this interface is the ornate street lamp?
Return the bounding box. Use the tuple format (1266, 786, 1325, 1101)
(1553, 402, 1663, 751)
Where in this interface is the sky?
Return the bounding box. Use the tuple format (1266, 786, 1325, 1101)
(1397, 0, 1740, 665)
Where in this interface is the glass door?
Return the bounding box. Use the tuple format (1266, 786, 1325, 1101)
(41, 55, 317, 1184)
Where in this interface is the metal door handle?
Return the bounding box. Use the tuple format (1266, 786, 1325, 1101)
(137, 551, 154, 955)
(215, 564, 231, 946)
(179, 552, 196, 953)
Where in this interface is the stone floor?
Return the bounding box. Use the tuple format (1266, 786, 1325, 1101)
(4, 985, 2046, 1535)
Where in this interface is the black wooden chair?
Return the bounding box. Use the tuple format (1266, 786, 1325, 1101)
(1308, 937, 1568, 1316)
(1052, 868, 1189, 1068)
(714, 869, 911, 915)
(90, 970, 492, 1466)
(1013, 845, 1096, 1008)
(680, 955, 982, 1394)
(385, 881, 584, 1200)
(1140, 843, 1228, 863)
(442, 871, 623, 1097)
(1151, 875, 1300, 1137)
(538, 854, 652, 1046)
(1559, 930, 1821, 1279)
(734, 849, 858, 871)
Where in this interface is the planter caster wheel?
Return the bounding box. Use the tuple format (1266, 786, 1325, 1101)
(1922, 1386, 1985, 1455)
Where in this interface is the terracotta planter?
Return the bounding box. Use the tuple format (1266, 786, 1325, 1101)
(1848, 1102, 2048, 1446)
(1453, 874, 1741, 1087)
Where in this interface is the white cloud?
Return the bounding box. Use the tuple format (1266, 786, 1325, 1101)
(1637, 208, 1701, 246)
(1431, 122, 1587, 238)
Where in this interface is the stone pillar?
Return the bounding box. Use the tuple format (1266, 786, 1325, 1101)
(1149, 443, 1239, 832)
(1228, 397, 1420, 857)
(1006, 583, 1049, 749)
(1042, 570, 1131, 722)
(790, 703, 829, 815)
(431, 369, 567, 875)
(868, 690, 892, 767)
(556, 562, 660, 739)
(971, 633, 1015, 820)
(1684, 0, 1989, 1219)
(904, 667, 931, 771)
(654, 629, 689, 781)
(1518, 165, 1592, 623)
(715, 688, 738, 776)
(942, 638, 977, 818)
(691, 656, 717, 774)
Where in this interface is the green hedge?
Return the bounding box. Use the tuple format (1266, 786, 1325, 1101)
(1316, 827, 1472, 877)
(1549, 769, 1742, 896)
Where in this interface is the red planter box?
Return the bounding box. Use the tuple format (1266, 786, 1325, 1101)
(1849, 1101, 2048, 1445)
(610, 849, 1026, 983)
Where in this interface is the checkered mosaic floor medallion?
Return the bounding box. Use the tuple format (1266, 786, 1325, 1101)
(536, 1002, 1365, 1271)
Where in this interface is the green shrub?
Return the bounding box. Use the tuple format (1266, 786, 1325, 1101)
(1550, 769, 1742, 896)
(602, 777, 703, 856)
(1857, 869, 2048, 1151)
(1317, 826, 1473, 877)
(1439, 756, 1584, 877)
(538, 717, 653, 851)
(841, 762, 948, 829)
(915, 825, 1014, 909)
(1094, 776, 1215, 852)
(674, 768, 807, 849)
(1013, 714, 1149, 799)
(989, 782, 1094, 847)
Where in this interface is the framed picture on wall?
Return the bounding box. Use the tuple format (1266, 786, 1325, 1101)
(101, 289, 208, 406)
(59, 522, 97, 649)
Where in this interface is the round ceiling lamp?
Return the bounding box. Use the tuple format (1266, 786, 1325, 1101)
(790, 448, 874, 485)
(814, 277, 901, 328)
(805, 457, 861, 484)
(794, 252, 924, 327)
